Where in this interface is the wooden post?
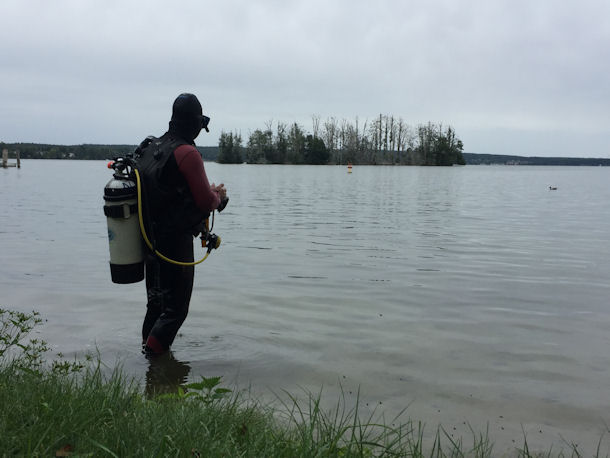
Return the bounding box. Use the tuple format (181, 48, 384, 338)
(1, 149, 20, 168)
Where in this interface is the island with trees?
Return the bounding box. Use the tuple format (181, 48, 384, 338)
(3, 113, 609, 166)
(218, 115, 465, 166)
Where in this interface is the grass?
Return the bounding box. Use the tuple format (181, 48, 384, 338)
(0, 308, 606, 457)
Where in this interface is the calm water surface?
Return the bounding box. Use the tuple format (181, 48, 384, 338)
(2, 160, 610, 454)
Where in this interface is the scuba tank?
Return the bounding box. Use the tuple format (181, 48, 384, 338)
(103, 139, 228, 284)
(104, 158, 145, 284)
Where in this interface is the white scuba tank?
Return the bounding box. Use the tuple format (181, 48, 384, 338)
(104, 164, 145, 284)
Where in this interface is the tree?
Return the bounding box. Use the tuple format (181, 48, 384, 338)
(246, 129, 271, 163)
(322, 117, 339, 163)
(275, 122, 288, 164)
(411, 123, 465, 165)
(304, 135, 328, 164)
(311, 115, 321, 138)
(217, 131, 243, 164)
(286, 123, 306, 164)
(262, 120, 278, 163)
(438, 126, 465, 165)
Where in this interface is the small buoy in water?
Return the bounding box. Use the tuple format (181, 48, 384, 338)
(549, 186, 557, 190)
(347, 162, 352, 173)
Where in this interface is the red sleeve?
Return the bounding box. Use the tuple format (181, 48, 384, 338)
(173, 144, 221, 212)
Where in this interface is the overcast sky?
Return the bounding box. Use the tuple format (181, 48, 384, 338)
(1, 0, 609, 157)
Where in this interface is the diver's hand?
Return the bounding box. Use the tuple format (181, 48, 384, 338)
(211, 182, 227, 200)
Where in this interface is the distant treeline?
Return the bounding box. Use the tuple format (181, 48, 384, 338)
(218, 115, 466, 166)
(3, 140, 608, 166)
(0, 142, 219, 161)
(463, 153, 610, 166)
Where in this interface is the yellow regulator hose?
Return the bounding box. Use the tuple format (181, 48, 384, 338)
(135, 168, 210, 266)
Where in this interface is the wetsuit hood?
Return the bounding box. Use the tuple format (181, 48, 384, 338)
(168, 93, 209, 143)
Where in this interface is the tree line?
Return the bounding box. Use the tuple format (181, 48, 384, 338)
(0, 142, 135, 160)
(462, 153, 610, 166)
(6, 139, 608, 166)
(218, 115, 466, 166)
(0, 142, 219, 161)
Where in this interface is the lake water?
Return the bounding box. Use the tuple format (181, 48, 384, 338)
(2, 160, 610, 454)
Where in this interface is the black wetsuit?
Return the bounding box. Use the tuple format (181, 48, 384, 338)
(138, 120, 220, 354)
(142, 231, 194, 350)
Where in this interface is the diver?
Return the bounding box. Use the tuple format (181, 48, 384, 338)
(138, 93, 227, 355)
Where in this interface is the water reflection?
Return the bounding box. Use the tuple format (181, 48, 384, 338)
(144, 351, 191, 398)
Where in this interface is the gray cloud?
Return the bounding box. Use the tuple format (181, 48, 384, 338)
(1, 0, 608, 157)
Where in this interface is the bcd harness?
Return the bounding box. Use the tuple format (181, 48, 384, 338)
(111, 134, 225, 267)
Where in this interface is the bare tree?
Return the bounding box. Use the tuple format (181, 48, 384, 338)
(377, 113, 383, 153)
(312, 114, 321, 138)
(368, 117, 379, 157)
(360, 118, 369, 163)
(264, 119, 274, 133)
(322, 117, 339, 163)
(276, 122, 288, 163)
(389, 115, 396, 163)
(396, 118, 405, 164)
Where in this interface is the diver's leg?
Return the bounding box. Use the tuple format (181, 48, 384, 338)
(145, 234, 194, 353)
